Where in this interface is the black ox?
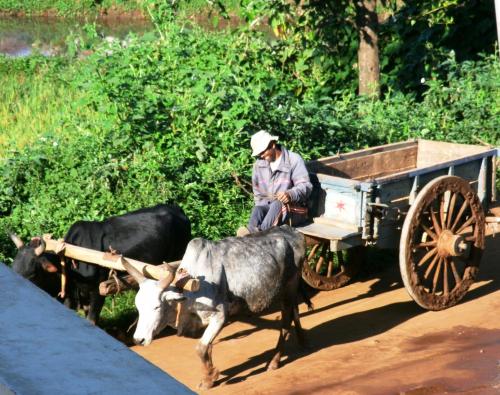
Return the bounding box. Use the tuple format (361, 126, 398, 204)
(10, 203, 191, 324)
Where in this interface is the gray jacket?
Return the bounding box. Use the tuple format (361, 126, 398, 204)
(252, 147, 312, 206)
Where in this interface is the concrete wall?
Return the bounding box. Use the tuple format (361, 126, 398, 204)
(0, 263, 193, 395)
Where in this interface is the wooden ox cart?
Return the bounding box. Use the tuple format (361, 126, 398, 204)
(297, 139, 499, 310)
(41, 139, 498, 311)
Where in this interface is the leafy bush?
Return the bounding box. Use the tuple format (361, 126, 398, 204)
(380, 0, 497, 94)
(0, 0, 144, 15)
(0, 18, 498, 265)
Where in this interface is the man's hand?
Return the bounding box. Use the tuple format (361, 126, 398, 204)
(276, 191, 290, 204)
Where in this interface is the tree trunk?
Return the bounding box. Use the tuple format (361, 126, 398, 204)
(356, 0, 380, 97)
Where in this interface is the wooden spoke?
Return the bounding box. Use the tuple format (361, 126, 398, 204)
(337, 251, 345, 273)
(446, 192, 457, 229)
(430, 206, 442, 234)
(450, 258, 462, 285)
(456, 216, 476, 235)
(414, 241, 437, 249)
(420, 223, 438, 240)
(417, 247, 438, 267)
(327, 258, 333, 277)
(315, 243, 328, 273)
(450, 200, 469, 232)
(424, 254, 440, 279)
(443, 258, 449, 294)
(315, 256, 325, 273)
(307, 243, 320, 261)
(432, 258, 443, 293)
(439, 194, 446, 231)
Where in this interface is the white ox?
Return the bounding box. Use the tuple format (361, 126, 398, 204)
(123, 225, 309, 389)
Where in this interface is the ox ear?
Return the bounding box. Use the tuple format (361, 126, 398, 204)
(29, 237, 46, 256)
(161, 289, 186, 302)
(9, 233, 25, 249)
(120, 257, 146, 284)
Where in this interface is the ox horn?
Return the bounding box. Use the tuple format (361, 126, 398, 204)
(9, 233, 24, 249)
(157, 264, 176, 290)
(33, 237, 46, 256)
(120, 257, 147, 284)
(164, 260, 181, 270)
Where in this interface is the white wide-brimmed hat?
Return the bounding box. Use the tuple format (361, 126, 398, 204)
(250, 130, 279, 156)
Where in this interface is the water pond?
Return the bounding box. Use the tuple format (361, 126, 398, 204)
(0, 15, 153, 57)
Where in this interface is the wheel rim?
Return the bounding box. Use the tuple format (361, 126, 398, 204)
(302, 241, 363, 291)
(399, 176, 485, 310)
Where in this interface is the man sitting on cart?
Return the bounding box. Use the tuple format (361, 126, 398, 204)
(237, 130, 313, 237)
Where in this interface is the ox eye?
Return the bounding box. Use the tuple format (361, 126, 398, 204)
(154, 306, 161, 311)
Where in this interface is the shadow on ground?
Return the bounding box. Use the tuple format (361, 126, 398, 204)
(217, 235, 500, 386)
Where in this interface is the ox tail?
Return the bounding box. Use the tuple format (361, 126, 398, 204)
(299, 278, 314, 312)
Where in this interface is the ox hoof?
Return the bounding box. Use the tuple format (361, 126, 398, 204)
(198, 368, 219, 390)
(267, 360, 280, 371)
(198, 380, 214, 390)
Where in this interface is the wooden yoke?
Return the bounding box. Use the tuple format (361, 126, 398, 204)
(41, 235, 199, 295)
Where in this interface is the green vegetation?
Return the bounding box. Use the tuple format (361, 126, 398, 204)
(100, 290, 138, 336)
(1, 21, 498, 258)
(0, 1, 498, 325)
(0, 0, 143, 16)
(0, 0, 239, 17)
(0, 56, 90, 152)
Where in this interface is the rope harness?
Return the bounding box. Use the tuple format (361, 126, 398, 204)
(259, 193, 308, 228)
(108, 269, 125, 294)
(272, 203, 309, 227)
(54, 239, 67, 299)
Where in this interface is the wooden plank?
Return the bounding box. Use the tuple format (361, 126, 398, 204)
(488, 205, 500, 217)
(486, 204, 500, 237)
(486, 222, 500, 237)
(492, 156, 497, 202)
(310, 146, 417, 181)
(317, 173, 368, 189)
(322, 186, 363, 227)
(373, 150, 498, 185)
(417, 140, 492, 168)
(296, 222, 361, 241)
(42, 236, 179, 280)
(377, 153, 484, 196)
(313, 216, 361, 232)
(99, 274, 200, 296)
(330, 235, 363, 251)
(310, 140, 417, 167)
(378, 177, 414, 204)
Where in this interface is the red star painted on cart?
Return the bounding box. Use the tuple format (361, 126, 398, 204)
(336, 201, 346, 211)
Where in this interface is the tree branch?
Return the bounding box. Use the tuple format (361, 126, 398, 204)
(231, 172, 253, 197)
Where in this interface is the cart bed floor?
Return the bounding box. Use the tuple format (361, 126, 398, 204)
(297, 222, 361, 241)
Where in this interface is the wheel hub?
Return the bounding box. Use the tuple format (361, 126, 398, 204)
(437, 229, 467, 257)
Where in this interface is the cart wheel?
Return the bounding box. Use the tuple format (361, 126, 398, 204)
(302, 241, 364, 291)
(399, 175, 485, 310)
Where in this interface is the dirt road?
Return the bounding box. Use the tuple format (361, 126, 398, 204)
(132, 235, 500, 395)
